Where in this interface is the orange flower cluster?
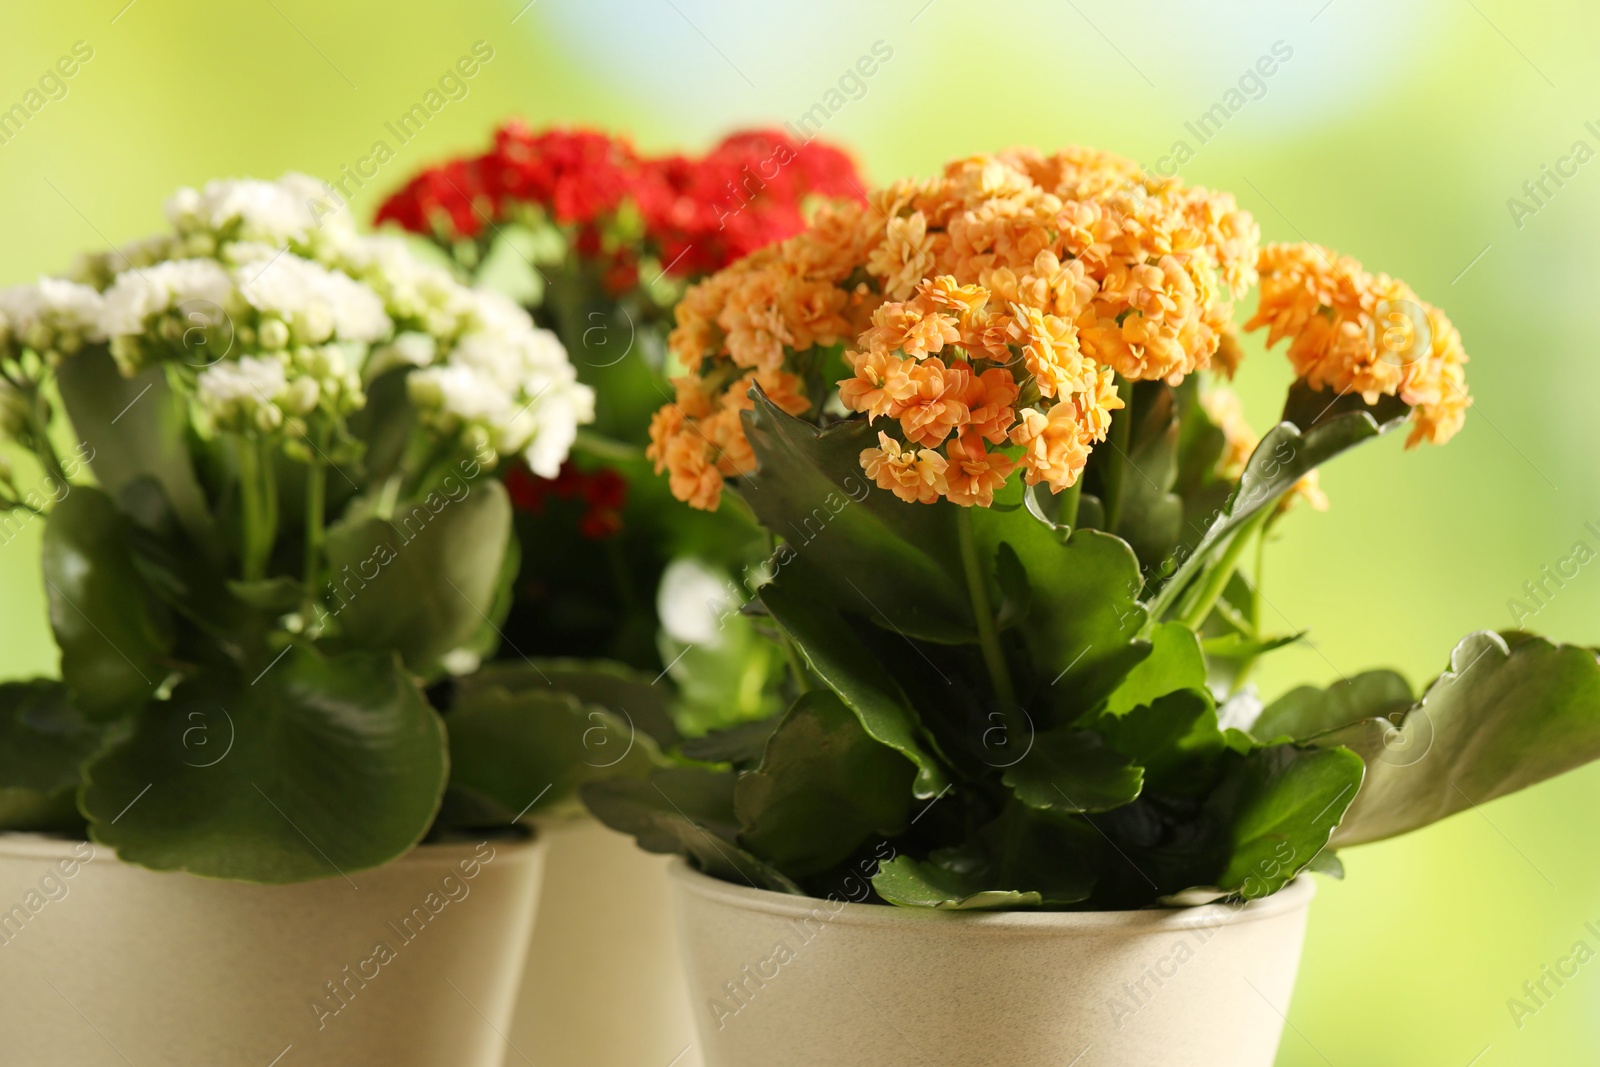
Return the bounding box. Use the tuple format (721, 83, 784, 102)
(646, 200, 881, 509)
(650, 146, 1470, 512)
(1244, 243, 1470, 447)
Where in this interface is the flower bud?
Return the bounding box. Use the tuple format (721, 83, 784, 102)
(258, 317, 290, 350)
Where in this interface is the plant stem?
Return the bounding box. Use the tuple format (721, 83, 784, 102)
(1174, 507, 1273, 631)
(23, 386, 66, 487)
(238, 436, 264, 581)
(956, 504, 1016, 707)
(1230, 514, 1276, 692)
(573, 429, 646, 465)
(1101, 375, 1136, 532)
(1059, 478, 1083, 532)
(237, 435, 278, 582)
(303, 429, 328, 604)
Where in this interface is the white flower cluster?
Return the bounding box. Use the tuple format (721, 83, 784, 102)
(408, 289, 595, 478)
(0, 277, 107, 364)
(18, 173, 595, 473)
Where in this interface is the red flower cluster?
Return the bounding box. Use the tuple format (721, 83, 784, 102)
(504, 460, 628, 540)
(374, 121, 863, 285)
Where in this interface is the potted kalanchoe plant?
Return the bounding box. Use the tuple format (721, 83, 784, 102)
(374, 121, 865, 1064)
(0, 173, 608, 1067)
(587, 147, 1600, 1067)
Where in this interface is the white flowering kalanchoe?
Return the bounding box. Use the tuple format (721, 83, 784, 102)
(56, 174, 593, 472)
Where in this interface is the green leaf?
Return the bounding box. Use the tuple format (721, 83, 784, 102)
(735, 690, 916, 876)
(1209, 744, 1365, 898)
(973, 504, 1150, 714)
(1280, 379, 1411, 433)
(738, 391, 972, 641)
(678, 718, 781, 768)
(872, 855, 1043, 910)
(1112, 384, 1184, 569)
(1002, 729, 1143, 813)
(447, 682, 659, 819)
(1105, 622, 1206, 717)
(42, 486, 171, 720)
(80, 647, 447, 883)
(0, 680, 105, 832)
(993, 541, 1031, 630)
(759, 576, 949, 798)
(1150, 402, 1407, 618)
(1253, 669, 1412, 742)
(872, 803, 1097, 909)
(581, 767, 799, 892)
(56, 347, 213, 548)
(324, 479, 513, 675)
(1094, 689, 1231, 795)
(1320, 633, 1600, 847)
(463, 658, 680, 750)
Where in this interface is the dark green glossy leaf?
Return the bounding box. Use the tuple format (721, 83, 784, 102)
(973, 504, 1150, 715)
(581, 767, 798, 892)
(324, 479, 512, 675)
(447, 681, 659, 818)
(736, 690, 915, 876)
(81, 646, 447, 883)
(872, 855, 1043, 910)
(57, 347, 213, 547)
(1208, 744, 1364, 898)
(462, 657, 680, 750)
(872, 803, 1097, 909)
(1105, 622, 1206, 717)
(1094, 689, 1231, 795)
(42, 486, 171, 720)
(760, 576, 949, 798)
(1253, 669, 1412, 742)
(1150, 401, 1407, 616)
(1002, 729, 1143, 813)
(0, 680, 104, 832)
(678, 717, 781, 768)
(1320, 633, 1600, 847)
(738, 391, 972, 641)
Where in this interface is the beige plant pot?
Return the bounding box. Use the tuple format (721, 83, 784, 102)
(670, 860, 1316, 1067)
(512, 817, 702, 1067)
(0, 831, 545, 1067)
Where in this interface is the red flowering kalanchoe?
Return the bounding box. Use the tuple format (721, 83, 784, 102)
(374, 121, 864, 283)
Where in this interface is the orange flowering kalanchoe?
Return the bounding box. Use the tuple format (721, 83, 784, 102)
(649, 146, 1469, 511)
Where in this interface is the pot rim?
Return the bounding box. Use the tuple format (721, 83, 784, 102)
(0, 829, 540, 867)
(668, 858, 1315, 932)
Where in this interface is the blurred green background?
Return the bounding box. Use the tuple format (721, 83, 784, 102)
(2, 0, 1596, 1061)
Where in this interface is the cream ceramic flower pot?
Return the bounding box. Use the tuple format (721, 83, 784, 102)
(0, 831, 545, 1067)
(670, 860, 1316, 1067)
(512, 817, 702, 1066)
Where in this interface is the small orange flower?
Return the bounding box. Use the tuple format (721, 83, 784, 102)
(896, 357, 971, 448)
(943, 431, 1016, 508)
(661, 431, 723, 511)
(1010, 403, 1092, 492)
(860, 431, 948, 504)
(839, 348, 917, 420)
(961, 365, 1020, 444)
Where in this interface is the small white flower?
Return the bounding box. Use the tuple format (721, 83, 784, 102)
(101, 259, 233, 338)
(196, 355, 289, 431)
(0, 278, 107, 360)
(166, 172, 347, 250)
(235, 252, 390, 347)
